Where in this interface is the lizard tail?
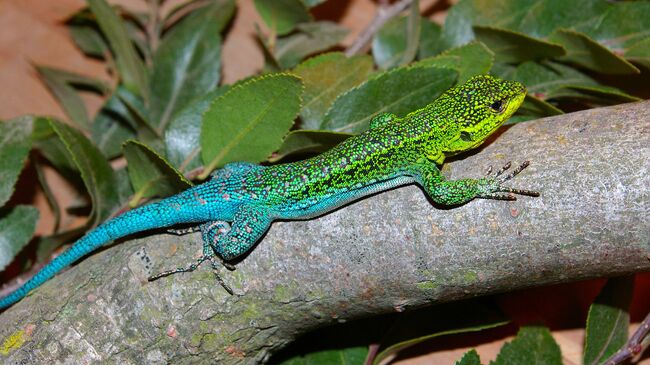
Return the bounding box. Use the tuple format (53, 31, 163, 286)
(0, 185, 217, 310)
(0, 227, 111, 309)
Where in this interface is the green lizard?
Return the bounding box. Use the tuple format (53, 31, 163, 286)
(0, 74, 538, 309)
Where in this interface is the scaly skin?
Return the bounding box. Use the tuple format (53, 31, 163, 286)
(0, 75, 538, 309)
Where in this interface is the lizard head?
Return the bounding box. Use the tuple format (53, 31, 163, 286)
(439, 74, 526, 158)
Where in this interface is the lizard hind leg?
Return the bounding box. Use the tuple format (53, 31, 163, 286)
(210, 204, 274, 261)
(148, 221, 235, 294)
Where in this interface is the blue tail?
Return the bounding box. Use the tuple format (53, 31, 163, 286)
(0, 185, 220, 310)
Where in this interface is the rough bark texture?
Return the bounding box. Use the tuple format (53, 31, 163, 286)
(1, 101, 649, 364)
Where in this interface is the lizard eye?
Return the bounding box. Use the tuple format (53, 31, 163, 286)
(489, 100, 505, 113)
(460, 131, 473, 142)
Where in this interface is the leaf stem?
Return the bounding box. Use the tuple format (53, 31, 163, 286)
(345, 0, 414, 56)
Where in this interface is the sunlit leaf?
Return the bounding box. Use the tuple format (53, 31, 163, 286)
(321, 66, 457, 133)
(293, 52, 374, 129)
(416, 41, 494, 83)
(200, 74, 302, 178)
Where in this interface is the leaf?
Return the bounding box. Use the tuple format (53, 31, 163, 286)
(455, 349, 482, 365)
(278, 347, 367, 365)
(549, 29, 639, 75)
(68, 24, 108, 58)
(418, 18, 442, 59)
(165, 86, 230, 173)
(416, 41, 494, 83)
(473, 26, 565, 63)
(32, 118, 77, 173)
(199, 74, 302, 179)
(48, 118, 119, 224)
(0, 117, 33, 207)
(149, 0, 234, 133)
(302, 0, 326, 7)
(87, 0, 149, 99)
(372, 301, 508, 365)
(254, 0, 312, 36)
(91, 93, 137, 159)
(372, 6, 422, 70)
(490, 326, 562, 365)
(275, 21, 348, 69)
(626, 37, 650, 69)
(0, 206, 39, 271)
(321, 66, 457, 133)
(293, 52, 374, 129)
(36, 66, 91, 129)
(123, 140, 191, 207)
(506, 61, 637, 104)
(583, 276, 634, 365)
(575, 2, 650, 65)
(269, 130, 352, 162)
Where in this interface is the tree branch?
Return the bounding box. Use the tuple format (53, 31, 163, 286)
(1, 101, 650, 363)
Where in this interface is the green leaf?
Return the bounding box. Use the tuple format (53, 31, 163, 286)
(626, 37, 650, 69)
(583, 276, 634, 365)
(473, 26, 565, 63)
(416, 41, 494, 83)
(199, 74, 302, 178)
(165, 86, 230, 173)
(0, 206, 39, 271)
(91, 93, 137, 159)
(373, 302, 508, 365)
(302, 0, 326, 7)
(507, 61, 637, 105)
(48, 118, 119, 224)
(254, 0, 312, 36)
(269, 130, 352, 162)
(293, 52, 374, 129)
(123, 140, 191, 207)
(68, 24, 108, 58)
(549, 29, 639, 75)
(575, 2, 650, 66)
(32, 118, 77, 173)
(321, 66, 457, 133)
(149, 0, 234, 133)
(36, 66, 91, 129)
(275, 21, 348, 69)
(87, 0, 149, 99)
(372, 5, 422, 70)
(418, 18, 442, 59)
(512, 95, 563, 121)
(0, 117, 33, 207)
(490, 326, 562, 365)
(278, 347, 367, 365)
(455, 349, 482, 365)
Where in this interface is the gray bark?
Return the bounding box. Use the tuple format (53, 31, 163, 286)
(1, 101, 649, 364)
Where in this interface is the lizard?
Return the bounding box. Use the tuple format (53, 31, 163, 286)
(0, 74, 538, 310)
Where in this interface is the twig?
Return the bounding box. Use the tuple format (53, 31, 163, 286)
(345, 0, 414, 56)
(603, 311, 650, 365)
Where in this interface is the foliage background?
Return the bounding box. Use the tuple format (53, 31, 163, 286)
(0, 0, 648, 364)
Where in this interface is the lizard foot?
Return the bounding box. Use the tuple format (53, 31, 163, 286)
(478, 161, 540, 200)
(147, 254, 234, 295)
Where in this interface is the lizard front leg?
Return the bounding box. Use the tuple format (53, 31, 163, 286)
(411, 160, 539, 206)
